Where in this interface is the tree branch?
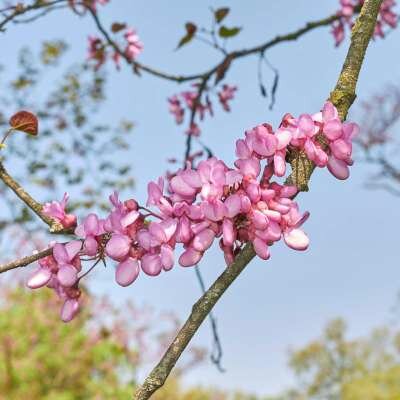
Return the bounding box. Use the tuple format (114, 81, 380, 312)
(0, 0, 69, 32)
(134, 1, 383, 398)
(0, 248, 52, 274)
(0, 162, 73, 234)
(89, 8, 345, 84)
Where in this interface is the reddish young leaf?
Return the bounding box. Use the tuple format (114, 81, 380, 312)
(111, 22, 127, 33)
(176, 22, 197, 49)
(9, 111, 38, 136)
(214, 7, 230, 23)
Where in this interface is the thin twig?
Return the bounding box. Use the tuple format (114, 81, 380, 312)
(0, 248, 52, 274)
(89, 8, 345, 84)
(0, 0, 69, 32)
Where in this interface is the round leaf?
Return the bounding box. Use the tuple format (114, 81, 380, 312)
(9, 111, 38, 136)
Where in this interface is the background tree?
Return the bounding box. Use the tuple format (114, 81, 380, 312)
(267, 318, 400, 400)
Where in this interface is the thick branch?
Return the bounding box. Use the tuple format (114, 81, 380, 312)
(134, 1, 383, 398)
(0, 162, 72, 234)
(135, 243, 255, 399)
(287, 0, 382, 191)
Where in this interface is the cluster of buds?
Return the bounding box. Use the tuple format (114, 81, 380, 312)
(27, 101, 358, 322)
(168, 84, 237, 137)
(331, 0, 398, 46)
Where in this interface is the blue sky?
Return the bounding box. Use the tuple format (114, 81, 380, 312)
(1, 0, 400, 396)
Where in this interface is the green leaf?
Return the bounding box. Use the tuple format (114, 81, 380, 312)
(214, 7, 229, 23)
(218, 25, 241, 38)
(176, 22, 197, 49)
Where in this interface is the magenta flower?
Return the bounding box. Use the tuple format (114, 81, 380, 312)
(43, 193, 77, 228)
(124, 28, 143, 61)
(218, 84, 237, 112)
(53, 241, 82, 287)
(75, 213, 104, 256)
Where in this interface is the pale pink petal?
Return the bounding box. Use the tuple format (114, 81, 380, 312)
(27, 267, 52, 289)
(141, 254, 162, 276)
(65, 240, 82, 261)
(236, 138, 252, 158)
(121, 210, 139, 228)
(53, 243, 70, 265)
(57, 264, 78, 287)
(298, 114, 315, 134)
(84, 213, 99, 236)
(179, 248, 203, 267)
(192, 228, 215, 252)
(61, 299, 79, 323)
(330, 139, 352, 161)
(160, 218, 178, 242)
(283, 228, 309, 251)
(322, 101, 338, 121)
(170, 175, 197, 197)
(280, 185, 297, 198)
(115, 258, 140, 286)
(324, 119, 343, 140)
(275, 129, 292, 150)
(84, 236, 98, 256)
(105, 234, 131, 260)
(222, 219, 236, 247)
(327, 156, 350, 180)
(224, 194, 241, 218)
(274, 152, 286, 177)
(148, 222, 167, 244)
(137, 230, 152, 250)
(234, 158, 261, 178)
(252, 210, 268, 230)
(253, 238, 270, 260)
(160, 244, 174, 270)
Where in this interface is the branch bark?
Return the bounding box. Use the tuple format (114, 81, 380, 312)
(0, 162, 73, 234)
(134, 1, 383, 398)
(0, 248, 52, 274)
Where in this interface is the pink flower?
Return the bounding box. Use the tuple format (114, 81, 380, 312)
(106, 234, 131, 261)
(124, 28, 143, 61)
(87, 36, 106, 70)
(186, 122, 201, 137)
(218, 84, 237, 112)
(43, 193, 77, 228)
(53, 241, 82, 287)
(75, 213, 104, 256)
(115, 257, 140, 286)
(168, 95, 185, 124)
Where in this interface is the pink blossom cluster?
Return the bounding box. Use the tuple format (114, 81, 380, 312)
(277, 102, 359, 180)
(28, 241, 83, 322)
(87, 27, 143, 70)
(27, 101, 358, 322)
(168, 84, 237, 137)
(331, 0, 398, 46)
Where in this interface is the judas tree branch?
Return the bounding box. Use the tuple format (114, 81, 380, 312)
(0, 248, 52, 274)
(0, 162, 73, 234)
(134, 1, 383, 398)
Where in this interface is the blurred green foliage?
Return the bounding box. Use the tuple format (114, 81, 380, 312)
(268, 318, 400, 400)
